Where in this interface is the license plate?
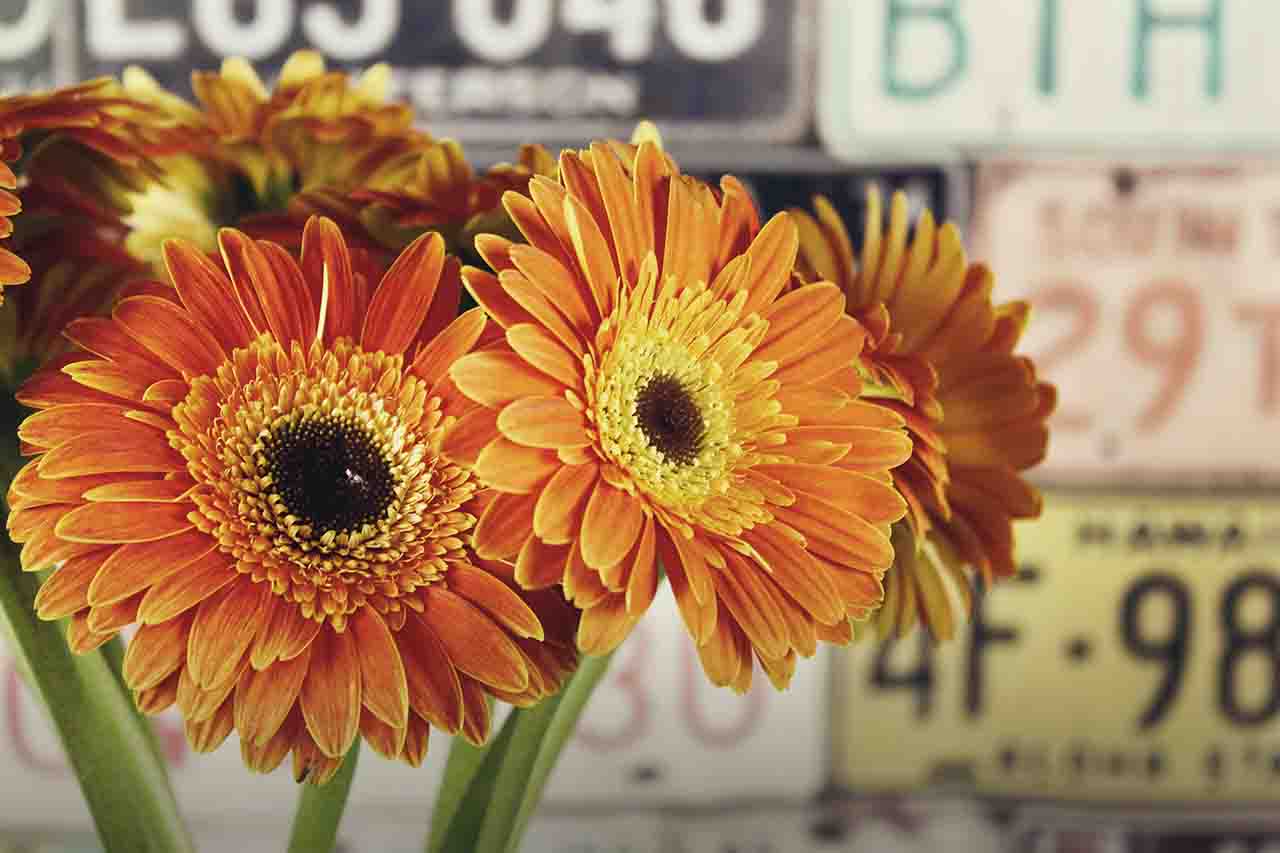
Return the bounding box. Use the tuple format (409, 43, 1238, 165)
(835, 491, 1280, 802)
(0, 590, 823, 829)
(819, 0, 1279, 156)
(65, 0, 812, 143)
(970, 159, 1280, 484)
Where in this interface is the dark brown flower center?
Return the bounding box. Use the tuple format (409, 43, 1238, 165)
(635, 373, 705, 465)
(262, 413, 396, 534)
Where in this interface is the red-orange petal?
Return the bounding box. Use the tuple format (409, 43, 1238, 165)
(299, 627, 362, 759)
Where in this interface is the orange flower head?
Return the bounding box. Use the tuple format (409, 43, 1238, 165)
(444, 136, 912, 693)
(0, 78, 188, 303)
(791, 188, 1055, 641)
(5, 217, 577, 783)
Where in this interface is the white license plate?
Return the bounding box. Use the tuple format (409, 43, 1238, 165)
(971, 158, 1280, 483)
(820, 0, 1276, 155)
(0, 591, 824, 828)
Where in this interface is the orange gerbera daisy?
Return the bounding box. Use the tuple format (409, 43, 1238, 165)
(5, 217, 577, 783)
(0, 78, 187, 302)
(791, 188, 1055, 640)
(444, 138, 912, 692)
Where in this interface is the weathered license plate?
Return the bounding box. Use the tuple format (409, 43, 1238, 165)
(836, 491, 1280, 802)
(971, 159, 1280, 484)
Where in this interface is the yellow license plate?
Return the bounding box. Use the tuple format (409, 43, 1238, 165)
(834, 491, 1280, 801)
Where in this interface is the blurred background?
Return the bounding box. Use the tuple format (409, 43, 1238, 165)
(2, 1, 1276, 851)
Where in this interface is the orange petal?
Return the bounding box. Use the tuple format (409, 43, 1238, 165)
(254, 241, 319, 347)
(625, 516, 659, 616)
(497, 396, 591, 449)
(299, 627, 362, 759)
(83, 479, 192, 503)
(113, 296, 225, 378)
(56, 501, 193, 544)
(33, 550, 110, 620)
(473, 491, 538, 560)
(349, 608, 409, 730)
(88, 530, 215, 606)
(399, 613, 464, 733)
(579, 479, 644, 572)
(38, 426, 186, 479)
(123, 615, 192, 691)
(532, 463, 597, 545)
(138, 550, 237, 624)
(362, 231, 445, 355)
(474, 437, 560, 494)
(424, 587, 529, 693)
(250, 597, 322, 669)
(18, 404, 135, 449)
(187, 580, 270, 688)
(299, 217, 356, 345)
(446, 563, 543, 640)
(163, 239, 256, 350)
(410, 307, 486, 385)
(461, 266, 534, 330)
(515, 536, 571, 589)
(458, 676, 492, 746)
(450, 350, 566, 408)
(715, 556, 790, 660)
(440, 406, 502, 468)
(740, 213, 800, 317)
(576, 594, 636, 655)
(755, 463, 906, 525)
(774, 492, 895, 570)
(506, 323, 583, 389)
(745, 525, 843, 625)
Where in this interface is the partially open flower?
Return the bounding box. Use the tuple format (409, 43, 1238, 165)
(445, 138, 912, 692)
(25, 51, 431, 273)
(791, 189, 1055, 641)
(5, 217, 577, 782)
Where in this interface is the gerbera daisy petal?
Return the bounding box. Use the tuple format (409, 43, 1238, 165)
(398, 614, 465, 734)
(87, 531, 214, 606)
(423, 587, 529, 693)
(498, 396, 591, 449)
(33, 550, 110, 620)
(235, 648, 312, 747)
(349, 608, 409, 730)
(162, 241, 257, 350)
(187, 581, 270, 688)
(362, 231, 445, 355)
(299, 627, 362, 759)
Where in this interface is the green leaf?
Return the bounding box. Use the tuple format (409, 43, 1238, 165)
(428, 651, 615, 853)
(0, 539, 194, 853)
(287, 741, 360, 853)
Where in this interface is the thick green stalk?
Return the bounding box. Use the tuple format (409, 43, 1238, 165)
(287, 741, 361, 853)
(428, 651, 616, 853)
(0, 543, 194, 852)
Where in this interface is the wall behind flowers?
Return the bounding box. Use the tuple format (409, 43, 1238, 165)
(2, 1, 1277, 851)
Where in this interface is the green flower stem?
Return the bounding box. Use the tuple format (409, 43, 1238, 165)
(287, 741, 361, 853)
(428, 651, 616, 853)
(0, 539, 194, 853)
